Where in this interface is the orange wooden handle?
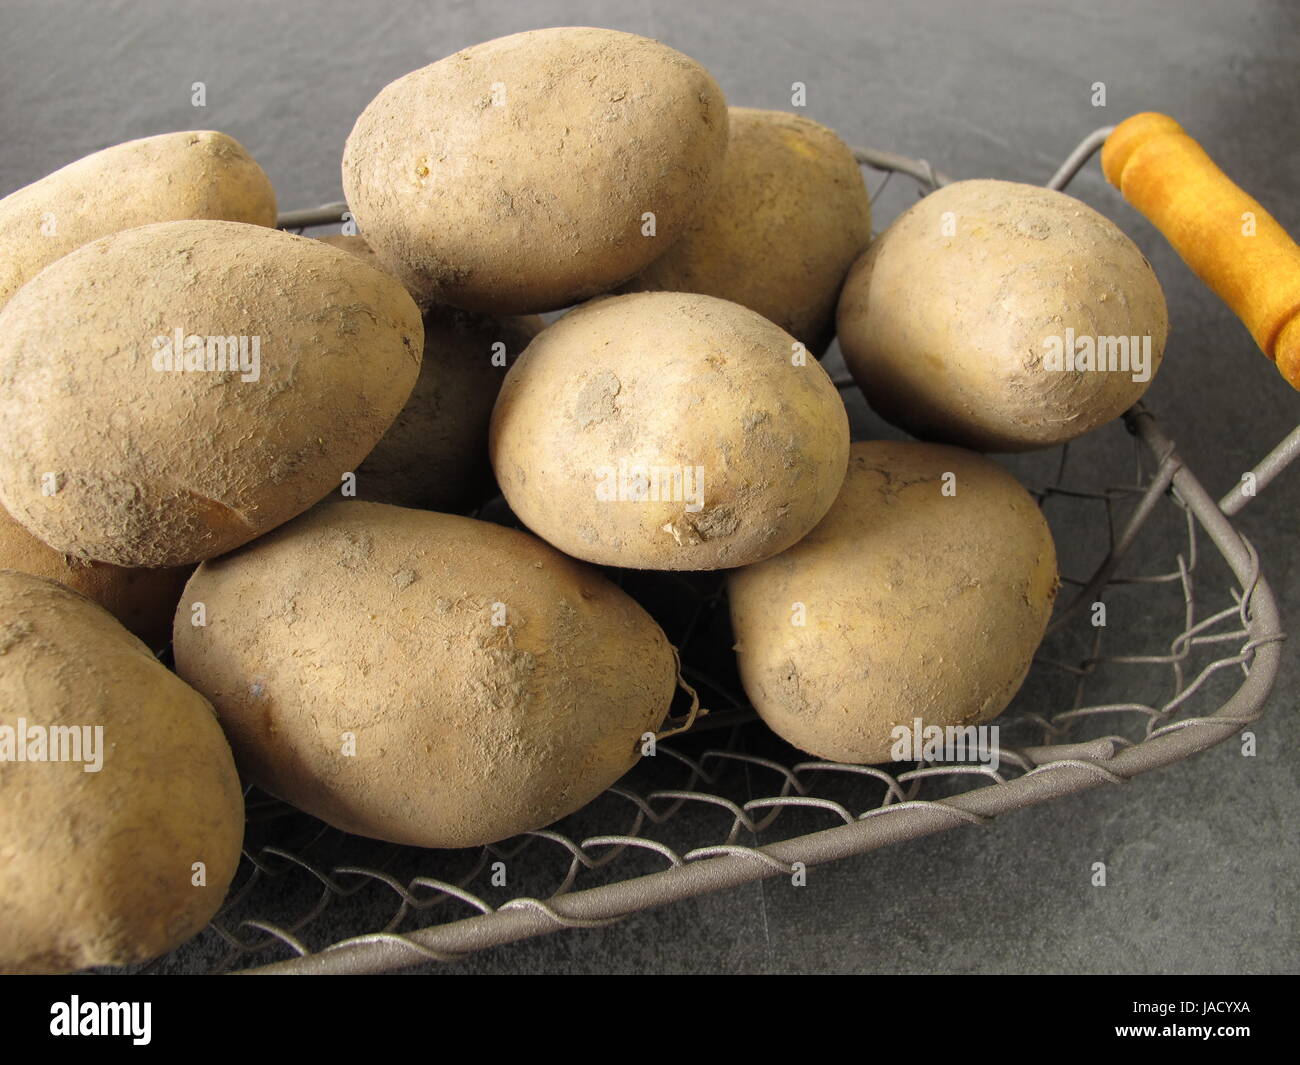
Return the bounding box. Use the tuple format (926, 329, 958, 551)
(1102, 112, 1300, 390)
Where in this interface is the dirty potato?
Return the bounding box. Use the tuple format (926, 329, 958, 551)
(0, 131, 276, 310)
(728, 440, 1058, 763)
(0, 569, 243, 973)
(0, 507, 188, 651)
(342, 27, 729, 313)
(172, 502, 678, 849)
(490, 292, 851, 570)
(620, 107, 872, 356)
(318, 233, 545, 510)
(837, 180, 1168, 451)
(0, 220, 423, 567)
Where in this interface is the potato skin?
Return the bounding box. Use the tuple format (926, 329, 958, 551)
(0, 507, 188, 650)
(727, 441, 1058, 764)
(172, 502, 677, 849)
(0, 220, 424, 567)
(356, 307, 544, 510)
(0, 569, 243, 974)
(0, 131, 276, 311)
(342, 27, 729, 313)
(837, 179, 1169, 451)
(490, 292, 851, 570)
(620, 107, 871, 356)
(317, 234, 545, 510)
(316, 233, 383, 271)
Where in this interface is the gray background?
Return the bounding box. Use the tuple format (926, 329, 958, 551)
(2, 0, 1295, 974)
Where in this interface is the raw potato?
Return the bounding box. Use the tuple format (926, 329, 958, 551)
(0, 131, 276, 310)
(490, 292, 851, 570)
(172, 502, 677, 849)
(727, 441, 1058, 764)
(0, 507, 188, 650)
(342, 27, 729, 313)
(317, 233, 383, 272)
(0, 569, 243, 973)
(0, 219, 424, 567)
(318, 234, 546, 510)
(837, 179, 1169, 451)
(356, 307, 544, 510)
(619, 107, 872, 356)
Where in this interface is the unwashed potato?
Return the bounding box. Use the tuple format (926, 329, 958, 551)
(0, 569, 243, 973)
(355, 308, 544, 510)
(318, 234, 545, 510)
(619, 107, 872, 356)
(0, 131, 276, 310)
(0, 507, 188, 650)
(342, 27, 729, 313)
(490, 292, 851, 570)
(173, 502, 677, 849)
(316, 233, 382, 272)
(727, 440, 1058, 764)
(0, 220, 423, 567)
(838, 179, 1169, 451)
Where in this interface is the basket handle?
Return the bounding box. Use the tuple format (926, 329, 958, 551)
(1101, 112, 1300, 391)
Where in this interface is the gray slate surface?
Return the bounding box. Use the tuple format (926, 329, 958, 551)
(1, 0, 1296, 974)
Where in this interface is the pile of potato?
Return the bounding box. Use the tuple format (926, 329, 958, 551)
(0, 27, 1168, 972)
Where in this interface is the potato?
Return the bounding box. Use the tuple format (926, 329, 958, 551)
(356, 307, 544, 511)
(317, 234, 545, 510)
(837, 179, 1169, 451)
(727, 441, 1058, 764)
(0, 507, 188, 650)
(341, 27, 729, 313)
(316, 233, 382, 272)
(0, 569, 243, 973)
(0, 131, 276, 311)
(490, 292, 851, 570)
(0, 219, 423, 567)
(619, 107, 871, 356)
(172, 502, 676, 849)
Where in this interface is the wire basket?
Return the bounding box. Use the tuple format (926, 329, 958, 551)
(128, 128, 1286, 975)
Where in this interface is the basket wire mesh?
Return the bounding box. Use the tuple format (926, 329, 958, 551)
(124, 129, 1286, 975)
